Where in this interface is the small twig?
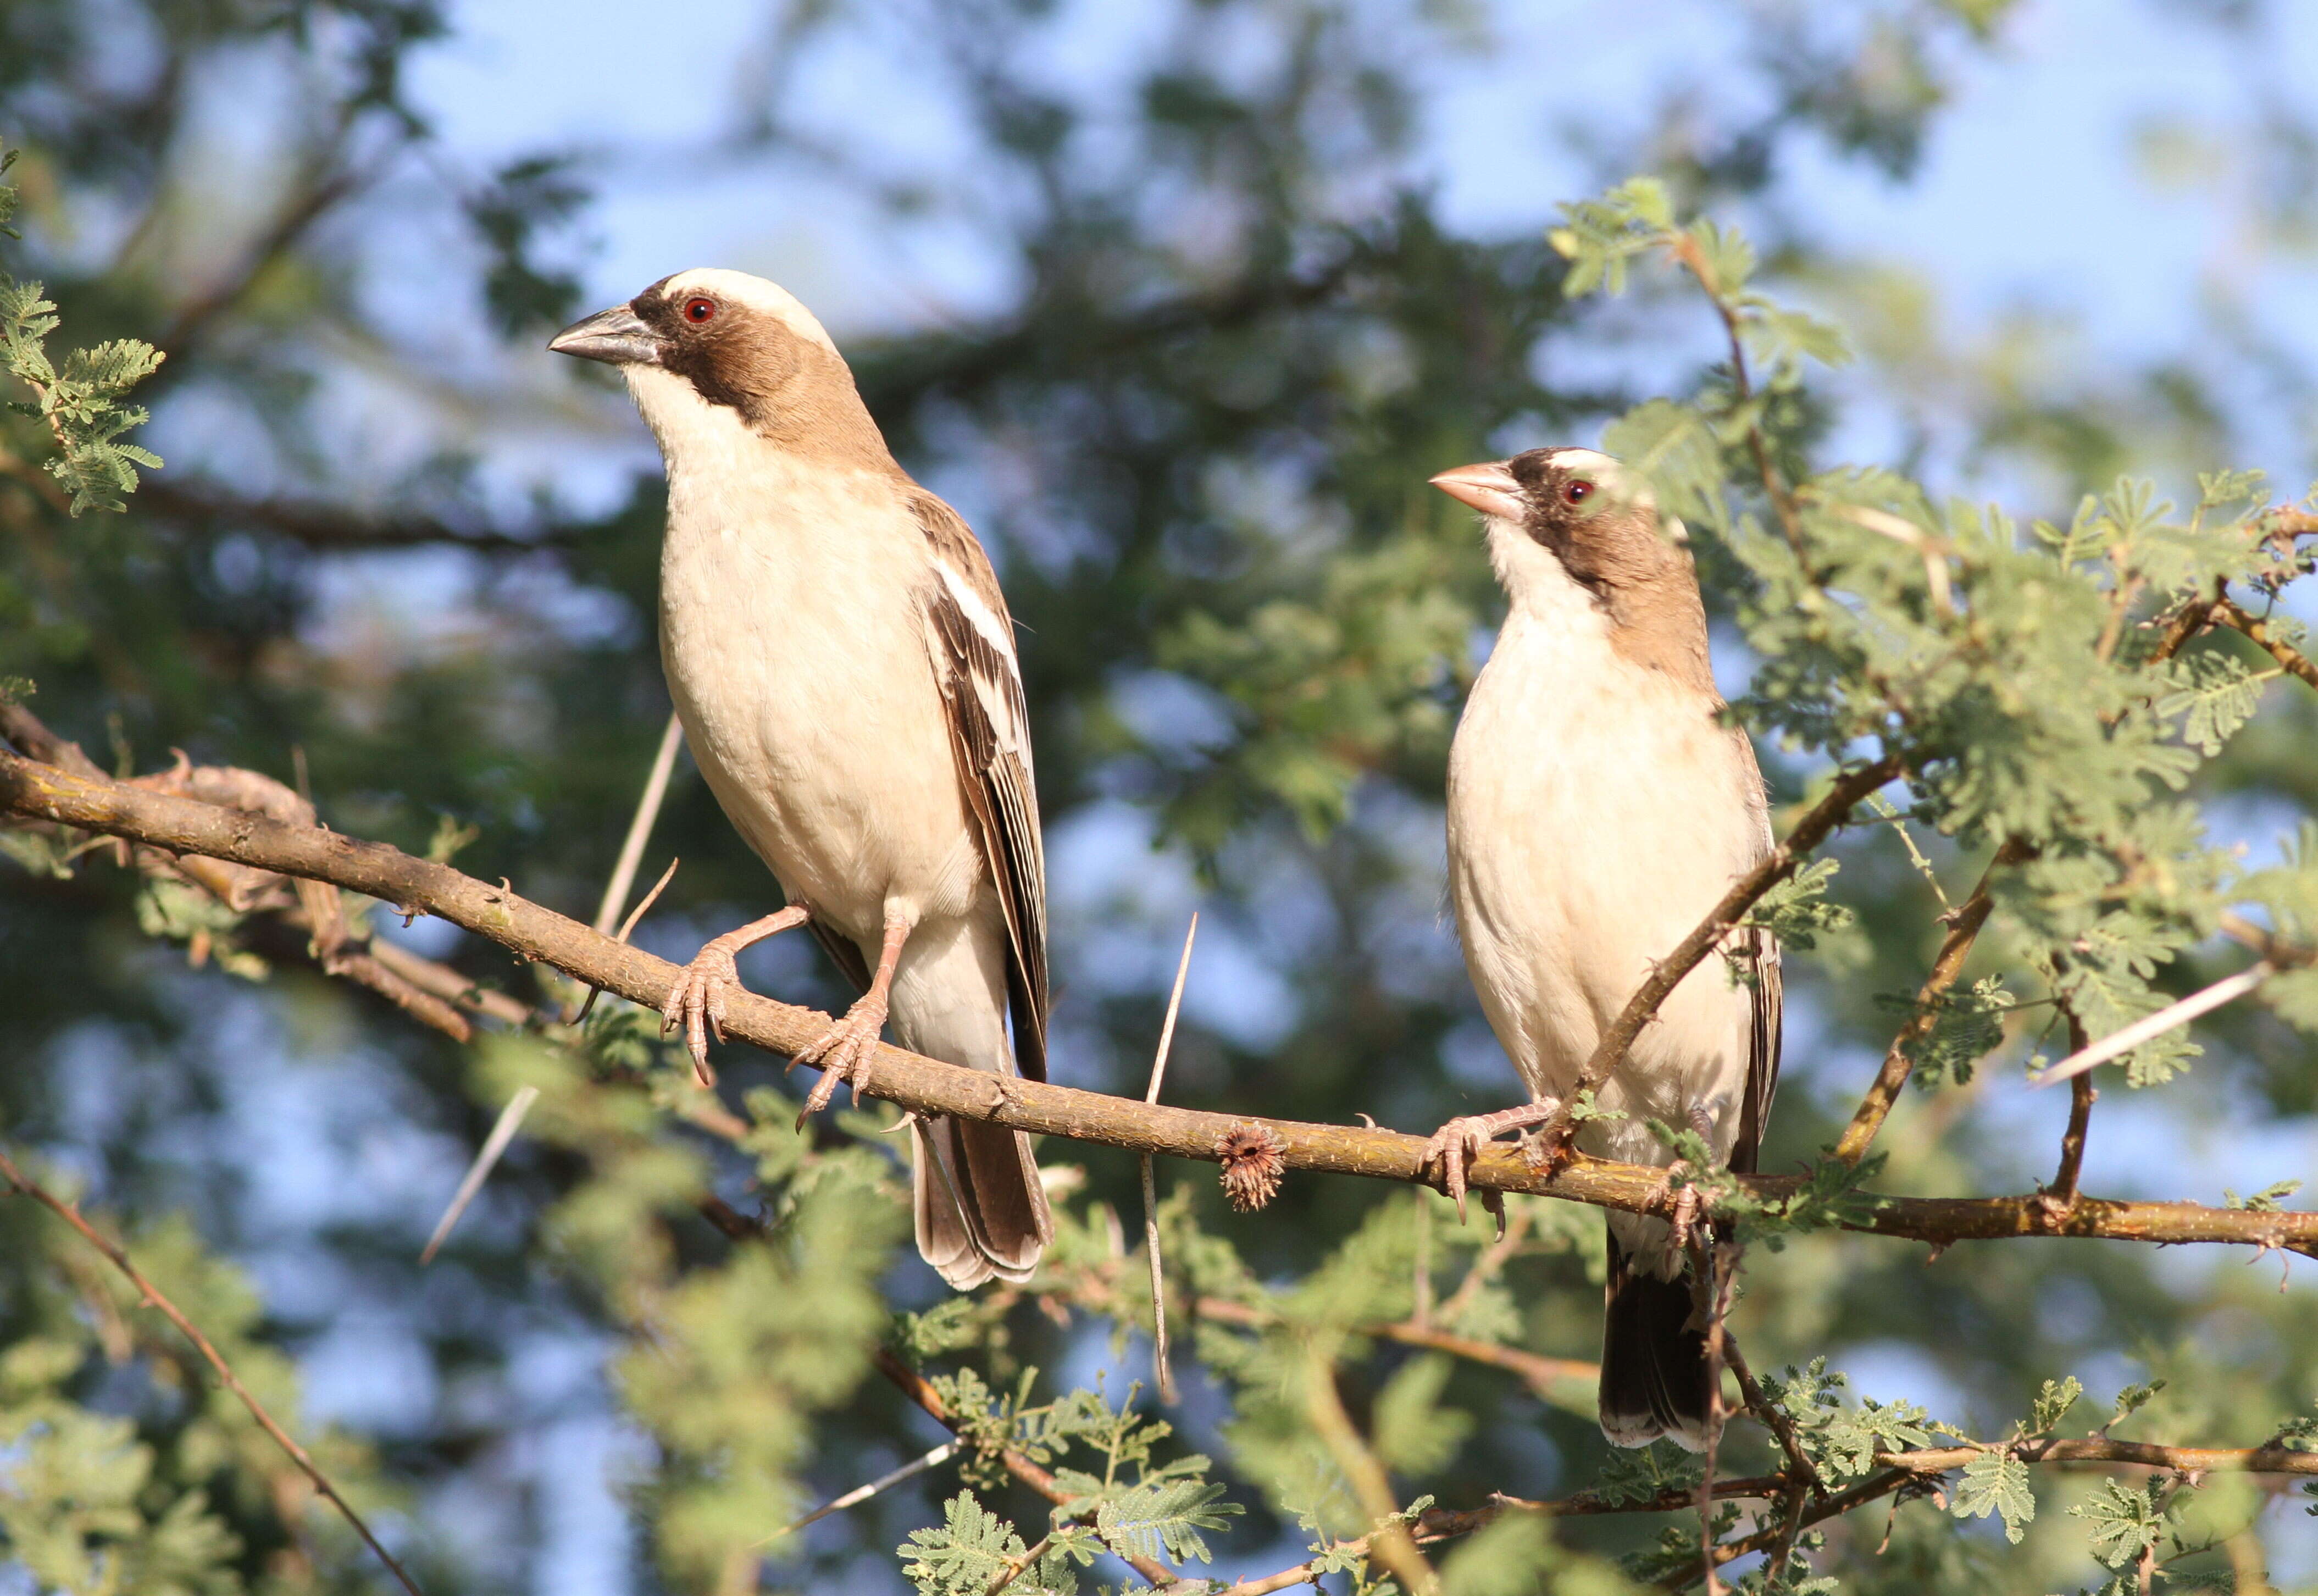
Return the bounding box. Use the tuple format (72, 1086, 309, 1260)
(1724, 1333, 1818, 1493)
(1190, 1293, 1596, 1405)
(1835, 836, 2030, 1165)
(0, 1146, 425, 1596)
(1227, 1477, 1793, 1596)
(982, 1531, 1055, 1596)
(2213, 595, 2318, 691)
(755, 1440, 958, 1547)
(2029, 963, 2275, 1088)
(2047, 1000, 2097, 1209)
(1140, 914, 1198, 1405)
(1696, 1240, 1740, 1596)
(418, 1086, 540, 1265)
(595, 713, 685, 937)
(1724, 1333, 1818, 1576)
(1665, 231, 1809, 565)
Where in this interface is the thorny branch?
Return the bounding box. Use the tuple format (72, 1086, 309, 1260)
(0, 1146, 426, 1596)
(2047, 1008, 2097, 1211)
(1834, 836, 2031, 1164)
(6, 742, 2317, 1259)
(2214, 595, 2318, 692)
(1, 701, 533, 1039)
(1225, 1429, 2318, 1596)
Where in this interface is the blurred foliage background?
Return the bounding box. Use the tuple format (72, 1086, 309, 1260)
(5, 0, 2318, 1592)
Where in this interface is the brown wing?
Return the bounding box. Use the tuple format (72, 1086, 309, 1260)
(1726, 724, 1782, 1176)
(907, 487, 1051, 1080)
(1728, 926, 1781, 1175)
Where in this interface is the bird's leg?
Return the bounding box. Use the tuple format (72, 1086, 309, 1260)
(664, 905, 813, 1088)
(794, 910, 912, 1124)
(1420, 1098, 1561, 1223)
(1657, 1105, 1721, 1253)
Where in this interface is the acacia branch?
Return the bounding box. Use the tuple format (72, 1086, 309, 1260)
(1, 701, 536, 1039)
(2212, 595, 2318, 692)
(6, 747, 2317, 1256)
(1304, 1345, 1438, 1594)
(1188, 1296, 1595, 1407)
(1834, 836, 2030, 1165)
(1238, 1431, 2318, 1596)
(0, 1146, 425, 1596)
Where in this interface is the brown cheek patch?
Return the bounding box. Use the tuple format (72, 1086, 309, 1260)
(1561, 505, 1721, 698)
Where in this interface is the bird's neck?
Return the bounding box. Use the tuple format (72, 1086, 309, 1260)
(1484, 518, 1717, 696)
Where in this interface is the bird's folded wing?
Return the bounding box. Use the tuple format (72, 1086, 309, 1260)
(908, 487, 1051, 1080)
(1730, 927, 1782, 1176)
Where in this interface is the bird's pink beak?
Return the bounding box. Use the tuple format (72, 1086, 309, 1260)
(1428, 461, 1523, 521)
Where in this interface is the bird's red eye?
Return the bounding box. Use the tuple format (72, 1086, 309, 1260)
(1563, 480, 1593, 505)
(684, 297, 717, 324)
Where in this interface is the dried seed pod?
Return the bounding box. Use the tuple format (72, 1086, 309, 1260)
(1216, 1122, 1286, 1212)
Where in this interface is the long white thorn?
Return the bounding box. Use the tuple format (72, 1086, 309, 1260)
(2030, 962, 2273, 1088)
(423, 714, 685, 1263)
(1141, 913, 1199, 1405)
(755, 1439, 958, 1545)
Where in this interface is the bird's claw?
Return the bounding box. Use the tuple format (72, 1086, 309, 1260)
(792, 992, 889, 1127)
(664, 946, 742, 1089)
(1422, 1099, 1566, 1222)
(1657, 1162, 1703, 1253)
(1421, 1116, 1491, 1223)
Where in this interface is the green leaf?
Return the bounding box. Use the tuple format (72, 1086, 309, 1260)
(2224, 1179, 2303, 1212)
(2106, 1380, 2165, 1431)
(1370, 1354, 1472, 1476)
(899, 1492, 1025, 1595)
(1740, 857, 1854, 952)
(1590, 1439, 1704, 1505)
(1882, 974, 2015, 1089)
(1094, 1476, 1240, 1565)
(2029, 1376, 2082, 1436)
(2156, 650, 2269, 755)
(1949, 1450, 2034, 1543)
(2069, 1477, 2169, 1570)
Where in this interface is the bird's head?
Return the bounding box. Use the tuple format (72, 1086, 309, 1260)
(1430, 447, 1711, 685)
(1429, 446, 1689, 607)
(550, 269, 888, 467)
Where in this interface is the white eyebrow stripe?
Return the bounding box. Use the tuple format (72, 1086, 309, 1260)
(661, 268, 841, 354)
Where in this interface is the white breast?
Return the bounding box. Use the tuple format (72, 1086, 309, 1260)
(634, 367, 984, 943)
(1446, 531, 1767, 1168)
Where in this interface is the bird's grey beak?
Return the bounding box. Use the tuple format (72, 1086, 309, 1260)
(548, 304, 661, 366)
(1429, 461, 1523, 522)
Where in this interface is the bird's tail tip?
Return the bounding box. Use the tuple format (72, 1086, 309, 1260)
(1598, 1235, 1712, 1451)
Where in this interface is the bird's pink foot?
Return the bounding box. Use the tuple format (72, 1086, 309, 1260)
(664, 944, 742, 1089)
(792, 988, 890, 1124)
(662, 907, 812, 1089)
(1420, 1098, 1561, 1222)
